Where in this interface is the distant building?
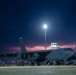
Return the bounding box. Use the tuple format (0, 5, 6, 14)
(51, 43, 60, 49)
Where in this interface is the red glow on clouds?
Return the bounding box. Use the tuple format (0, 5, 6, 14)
(8, 47, 20, 51)
(60, 44, 76, 49)
(26, 46, 50, 51)
(8, 44, 76, 52)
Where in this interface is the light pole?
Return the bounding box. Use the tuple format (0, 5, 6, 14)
(43, 24, 47, 50)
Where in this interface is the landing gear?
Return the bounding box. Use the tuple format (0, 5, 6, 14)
(30, 61, 37, 66)
(17, 59, 24, 66)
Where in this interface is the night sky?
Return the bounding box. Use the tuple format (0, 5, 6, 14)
(0, 0, 76, 53)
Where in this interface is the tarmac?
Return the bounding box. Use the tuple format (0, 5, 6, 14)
(0, 66, 76, 75)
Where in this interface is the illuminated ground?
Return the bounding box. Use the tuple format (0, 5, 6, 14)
(0, 66, 76, 75)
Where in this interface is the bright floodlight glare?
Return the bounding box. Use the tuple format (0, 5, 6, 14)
(43, 24, 47, 29)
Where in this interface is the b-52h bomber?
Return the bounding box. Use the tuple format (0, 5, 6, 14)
(0, 37, 76, 65)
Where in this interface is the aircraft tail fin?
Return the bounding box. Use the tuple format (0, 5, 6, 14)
(19, 37, 26, 53)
